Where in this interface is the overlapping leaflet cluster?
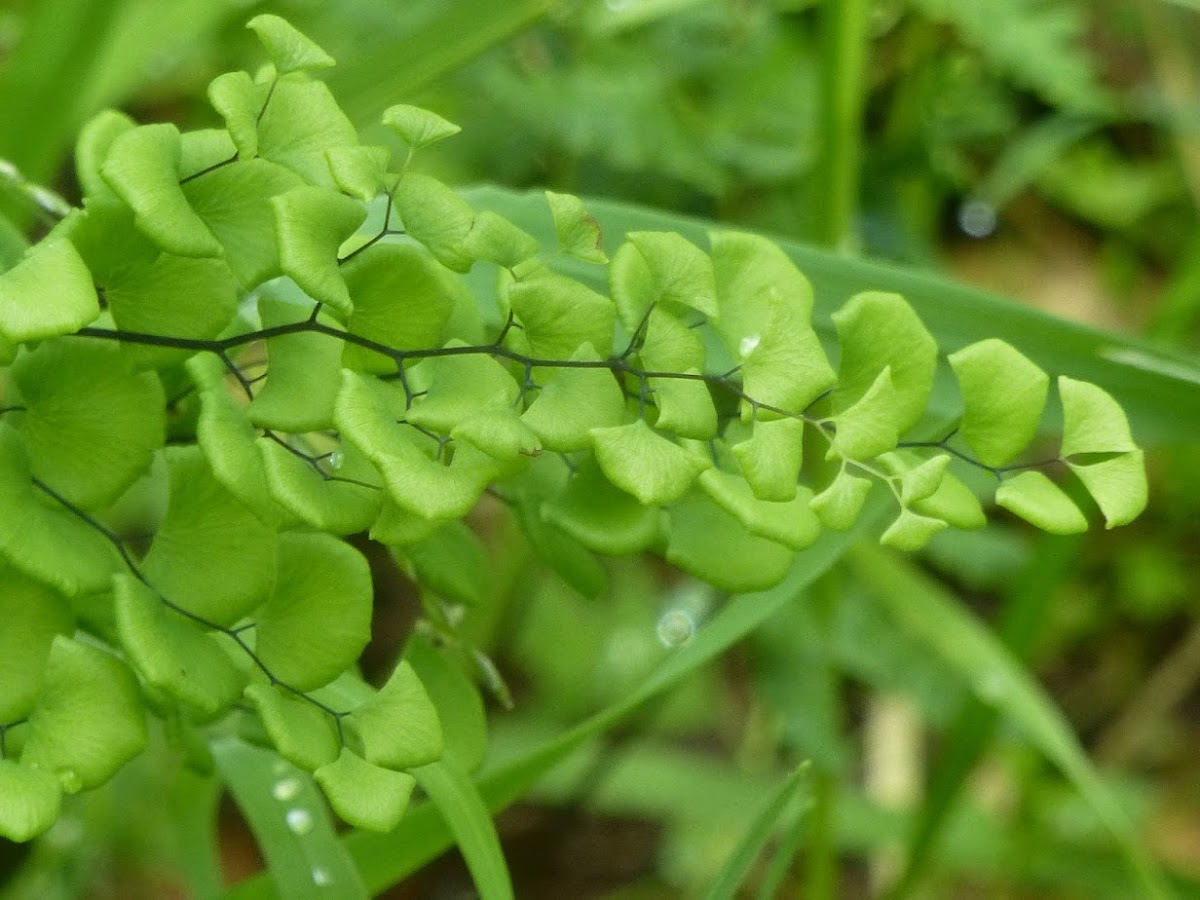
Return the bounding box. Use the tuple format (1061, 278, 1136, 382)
(0, 16, 1145, 842)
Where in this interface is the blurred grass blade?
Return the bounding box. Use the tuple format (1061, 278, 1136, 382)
(169, 768, 224, 900)
(849, 544, 1175, 900)
(704, 764, 811, 900)
(0, 0, 122, 182)
(214, 738, 367, 900)
(891, 532, 1083, 898)
(226, 496, 891, 898)
(329, 0, 554, 126)
(755, 790, 811, 900)
(0, 0, 235, 184)
(414, 759, 514, 900)
(463, 186, 1200, 444)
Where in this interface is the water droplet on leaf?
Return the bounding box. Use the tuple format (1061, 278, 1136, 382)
(739, 334, 761, 358)
(958, 199, 997, 239)
(656, 609, 695, 647)
(272, 777, 302, 802)
(312, 867, 333, 886)
(328, 450, 344, 471)
(286, 807, 313, 835)
(57, 769, 83, 793)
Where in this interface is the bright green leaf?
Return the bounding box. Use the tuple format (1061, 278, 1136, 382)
(666, 490, 795, 593)
(336, 372, 500, 520)
(540, 456, 663, 555)
(0, 239, 99, 343)
(405, 345, 519, 433)
(207, 70, 268, 158)
(395, 521, 487, 607)
(506, 271, 615, 361)
(404, 635, 488, 773)
(12, 340, 164, 508)
(0, 760, 61, 843)
(698, 470, 821, 551)
(248, 295, 344, 432)
(101, 123, 222, 258)
(731, 286, 834, 419)
(995, 470, 1088, 534)
(316, 749, 416, 832)
(382, 105, 462, 151)
(194, 379, 291, 530)
(731, 416, 805, 502)
(181, 129, 237, 178)
(827, 367, 899, 460)
(521, 345, 624, 452)
(326, 145, 390, 201)
(273, 187, 366, 313)
(142, 447, 277, 625)
(912, 470, 987, 530)
(257, 76, 358, 187)
(546, 191, 606, 263)
(255, 532, 373, 692)
(247, 15, 335, 74)
(463, 211, 540, 270)
(342, 243, 460, 374)
(651, 373, 717, 440)
(949, 339, 1049, 467)
(1058, 376, 1138, 457)
(711, 229, 814, 353)
(394, 173, 475, 272)
(810, 467, 874, 531)
(832, 291, 936, 434)
(0, 426, 121, 596)
(590, 419, 710, 506)
(75, 110, 135, 201)
(880, 508, 949, 551)
(0, 565, 72, 722)
(1068, 449, 1146, 529)
(21, 635, 147, 791)
(183, 158, 305, 288)
(113, 573, 246, 720)
(258, 438, 381, 536)
(627, 232, 718, 318)
(348, 661, 443, 770)
(245, 683, 340, 772)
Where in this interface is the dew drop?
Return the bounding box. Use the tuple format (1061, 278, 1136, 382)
(272, 777, 302, 802)
(739, 334, 761, 358)
(957, 199, 997, 239)
(328, 450, 344, 471)
(312, 867, 332, 887)
(656, 609, 695, 648)
(974, 669, 1008, 701)
(285, 807, 313, 835)
(58, 769, 83, 794)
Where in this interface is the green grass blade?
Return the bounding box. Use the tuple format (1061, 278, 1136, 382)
(168, 768, 224, 900)
(214, 738, 367, 900)
(413, 759, 514, 900)
(703, 765, 811, 900)
(889, 532, 1084, 898)
(329, 0, 553, 126)
(849, 544, 1175, 900)
(463, 185, 1200, 444)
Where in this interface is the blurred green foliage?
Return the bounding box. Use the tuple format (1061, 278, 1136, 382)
(1, 1, 1199, 898)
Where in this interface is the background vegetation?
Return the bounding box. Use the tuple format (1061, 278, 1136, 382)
(1, 0, 1199, 897)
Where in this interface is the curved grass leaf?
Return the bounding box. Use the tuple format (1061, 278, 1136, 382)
(703, 765, 810, 900)
(214, 738, 367, 900)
